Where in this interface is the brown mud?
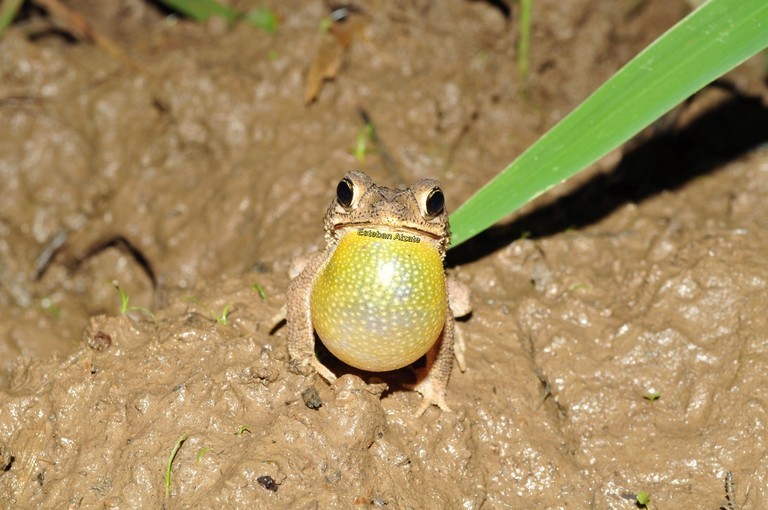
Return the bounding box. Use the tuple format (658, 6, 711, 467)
(1, 0, 767, 507)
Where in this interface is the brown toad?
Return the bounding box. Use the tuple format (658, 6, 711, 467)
(285, 171, 470, 414)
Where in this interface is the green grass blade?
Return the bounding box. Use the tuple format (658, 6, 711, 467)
(157, 0, 238, 24)
(0, 0, 25, 38)
(165, 432, 189, 498)
(449, 0, 768, 248)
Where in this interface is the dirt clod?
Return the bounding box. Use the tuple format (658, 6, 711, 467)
(257, 474, 279, 492)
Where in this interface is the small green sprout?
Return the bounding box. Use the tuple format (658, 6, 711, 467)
(217, 303, 233, 325)
(115, 283, 130, 313)
(196, 447, 211, 464)
(350, 123, 376, 164)
(353, 131, 367, 163)
(252, 283, 268, 301)
(165, 432, 189, 498)
(236, 425, 252, 436)
(644, 391, 661, 402)
(318, 15, 332, 32)
(186, 297, 233, 325)
(636, 491, 651, 508)
(112, 282, 156, 320)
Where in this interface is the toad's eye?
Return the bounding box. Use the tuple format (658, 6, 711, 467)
(336, 177, 354, 207)
(425, 187, 444, 217)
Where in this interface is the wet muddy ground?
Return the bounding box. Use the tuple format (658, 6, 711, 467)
(1, 0, 767, 507)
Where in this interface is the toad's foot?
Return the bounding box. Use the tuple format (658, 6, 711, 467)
(288, 355, 338, 384)
(411, 377, 451, 416)
(311, 358, 337, 383)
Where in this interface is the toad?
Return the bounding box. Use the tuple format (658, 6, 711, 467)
(285, 171, 470, 415)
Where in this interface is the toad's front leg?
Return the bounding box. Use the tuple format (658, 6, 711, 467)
(286, 252, 337, 383)
(412, 308, 457, 416)
(412, 275, 472, 415)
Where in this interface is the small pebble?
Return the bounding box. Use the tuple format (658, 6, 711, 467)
(88, 331, 112, 352)
(301, 387, 323, 409)
(257, 475, 278, 492)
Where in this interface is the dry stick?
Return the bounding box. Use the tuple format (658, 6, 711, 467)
(723, 471, 740, 510)
(32, 0, 142, 71)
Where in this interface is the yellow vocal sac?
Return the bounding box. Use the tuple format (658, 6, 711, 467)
(310, 230, 447, 372)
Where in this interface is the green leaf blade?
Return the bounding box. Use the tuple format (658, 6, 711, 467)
(449, 0, 768, 247)
(157, 0, 239, 23)
(0, 0, 25, 38)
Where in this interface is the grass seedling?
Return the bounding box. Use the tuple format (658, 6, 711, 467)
(186, 297, 233, 325)
(449, 0, 768, 247)
(236, 424, 252, 436)
(217, 303, 233, 325)
(196, 447, 210, 464)
(636, 491, 652, 509)
(644, 391, 661, 402)
(353, 130, 367, 164)
(350, 123, 376, 164)
(165, 432, 189, 499)
(112, 282, 156, 321)
(114, 283, 129, 313)
(252, 283, 268, 301)
(318, 14, 332, 33)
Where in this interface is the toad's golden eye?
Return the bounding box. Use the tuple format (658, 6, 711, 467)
(425, 187, 444, 217)
(336, 177, 354, 208)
